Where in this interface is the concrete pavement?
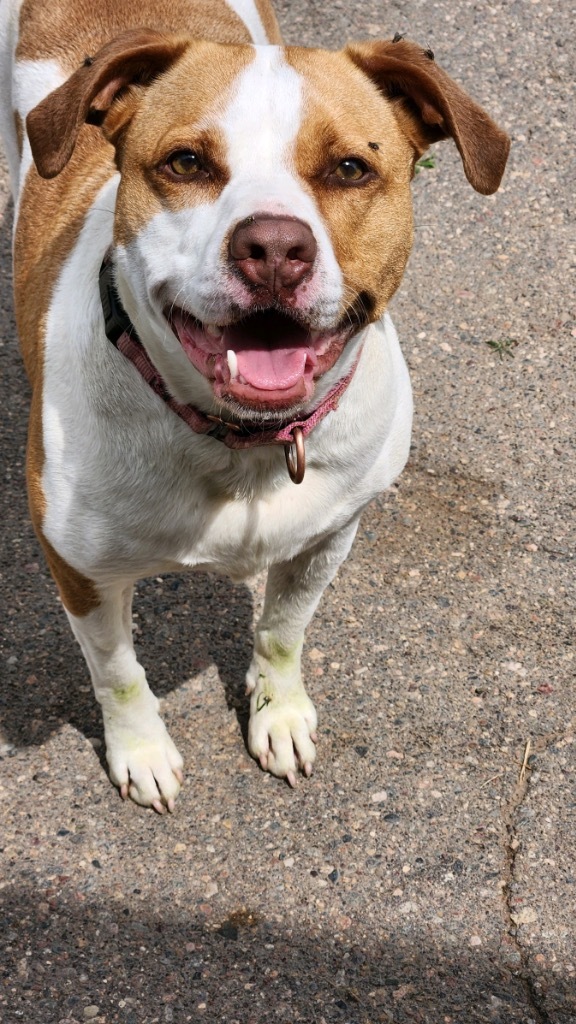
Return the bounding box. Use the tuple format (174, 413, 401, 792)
(1, 1, 574, 1021)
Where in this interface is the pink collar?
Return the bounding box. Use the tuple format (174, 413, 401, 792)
(100, 259, 360, 483)
(115, 329, 360, 483)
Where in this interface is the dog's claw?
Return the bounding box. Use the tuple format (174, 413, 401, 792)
(167, 796, 175, 813)
(248, 679, 317, 785)
(304, 761, 313, 778)
(105, 705, 184, 810)
(175, 768, 184, 785)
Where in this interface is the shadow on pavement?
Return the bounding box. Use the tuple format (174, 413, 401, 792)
(2, 883, 572, 1024)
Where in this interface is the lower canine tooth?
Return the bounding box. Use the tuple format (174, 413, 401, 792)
(227, 349, 238, 379)
(205, 323, 223, 338)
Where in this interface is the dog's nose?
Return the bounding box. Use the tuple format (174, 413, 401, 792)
(229, 215, 317, 296)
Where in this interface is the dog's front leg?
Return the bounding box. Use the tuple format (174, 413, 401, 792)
(66, 583, 183, 811)
(247, 518, 360, 785)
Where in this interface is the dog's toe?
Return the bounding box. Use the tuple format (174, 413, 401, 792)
(105, 713, 184, 810)
(248, 692, 317, 782)
(128, 748, 183, 809)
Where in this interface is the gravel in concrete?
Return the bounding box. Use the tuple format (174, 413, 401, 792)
(1, 1, 574, 1022)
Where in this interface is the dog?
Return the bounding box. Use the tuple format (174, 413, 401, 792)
(0, 0, 509, 811)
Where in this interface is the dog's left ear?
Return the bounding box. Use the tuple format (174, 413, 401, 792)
(346, 38, 510, 195)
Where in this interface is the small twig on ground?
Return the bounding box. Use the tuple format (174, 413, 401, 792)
(519, 738, 531, 784)
(480, 772, 506, 789)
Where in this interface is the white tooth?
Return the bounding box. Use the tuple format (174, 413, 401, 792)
(205, 323, 223, 338)
(227, 349, 238, 379)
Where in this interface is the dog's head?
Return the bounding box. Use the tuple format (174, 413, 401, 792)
(27, 30, 509, 420)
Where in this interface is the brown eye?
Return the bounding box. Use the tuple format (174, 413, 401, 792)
(167, 151, 202, 177)
(334, 158, 369, 182)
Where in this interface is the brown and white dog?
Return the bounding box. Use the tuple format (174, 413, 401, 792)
(0, 0, 509, 810)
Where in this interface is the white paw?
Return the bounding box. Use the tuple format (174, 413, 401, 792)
(102, 695, 183, 812)
(248, 688, 318, 786)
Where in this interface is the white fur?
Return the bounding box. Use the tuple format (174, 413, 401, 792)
(66, 585, 183, 809)
(11, 59, 66, 198)
(224, 0, 270, 44)
(0, 0, 25, 191)
(4, 5, 414, 808)
(0, 48, 66, 210)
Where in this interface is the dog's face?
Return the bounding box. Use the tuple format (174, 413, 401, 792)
(110, 44, 418, 415)
(27, 31, 509, 418)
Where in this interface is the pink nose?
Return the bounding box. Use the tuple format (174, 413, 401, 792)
(229, 214, 317, 296)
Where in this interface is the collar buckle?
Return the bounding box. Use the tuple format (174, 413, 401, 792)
(205, 414, 244, 441)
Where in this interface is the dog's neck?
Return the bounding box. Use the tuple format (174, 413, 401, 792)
(99, 258, 361, 484)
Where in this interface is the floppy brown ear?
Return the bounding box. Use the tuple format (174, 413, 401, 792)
(26, 29, 189, 179)
(346, 38, 510, 195)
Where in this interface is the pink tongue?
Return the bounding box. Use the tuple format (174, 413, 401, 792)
(235, 345, 309, 391)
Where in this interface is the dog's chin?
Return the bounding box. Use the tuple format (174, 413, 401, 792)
(165, 306, 353, 419)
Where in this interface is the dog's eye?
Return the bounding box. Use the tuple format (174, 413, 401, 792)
(333, 158, 370, 182)
(167, 151, 202, 177)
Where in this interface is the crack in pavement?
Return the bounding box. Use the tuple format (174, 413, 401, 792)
(500, 733, 561, 1024)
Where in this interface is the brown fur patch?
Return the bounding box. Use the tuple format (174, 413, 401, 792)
(43, 540, 100, 617)
(16, 0, 256, 69)
(287, 47, 415, 325)
(15, 55, 120, 617)
(110, 42, 254, 245)
(15, 128, 114, 614)
(14, 134, 114, 381)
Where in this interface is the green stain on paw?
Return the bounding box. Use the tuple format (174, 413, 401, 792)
(253, 632, 304, 698)
(112, 681, 142, 704)
(262, 634, 302, 672)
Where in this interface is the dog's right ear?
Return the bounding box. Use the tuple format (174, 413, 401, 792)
(26, 29, 189, 179)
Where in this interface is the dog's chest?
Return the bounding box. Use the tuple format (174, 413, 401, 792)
(40, 293, 410, 584)
(176, 471, 342, 576)
(41, 372, 365, 581)
(69, 444, 356, 579)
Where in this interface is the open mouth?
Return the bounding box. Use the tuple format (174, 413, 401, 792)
(166, 307, 352, 410)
